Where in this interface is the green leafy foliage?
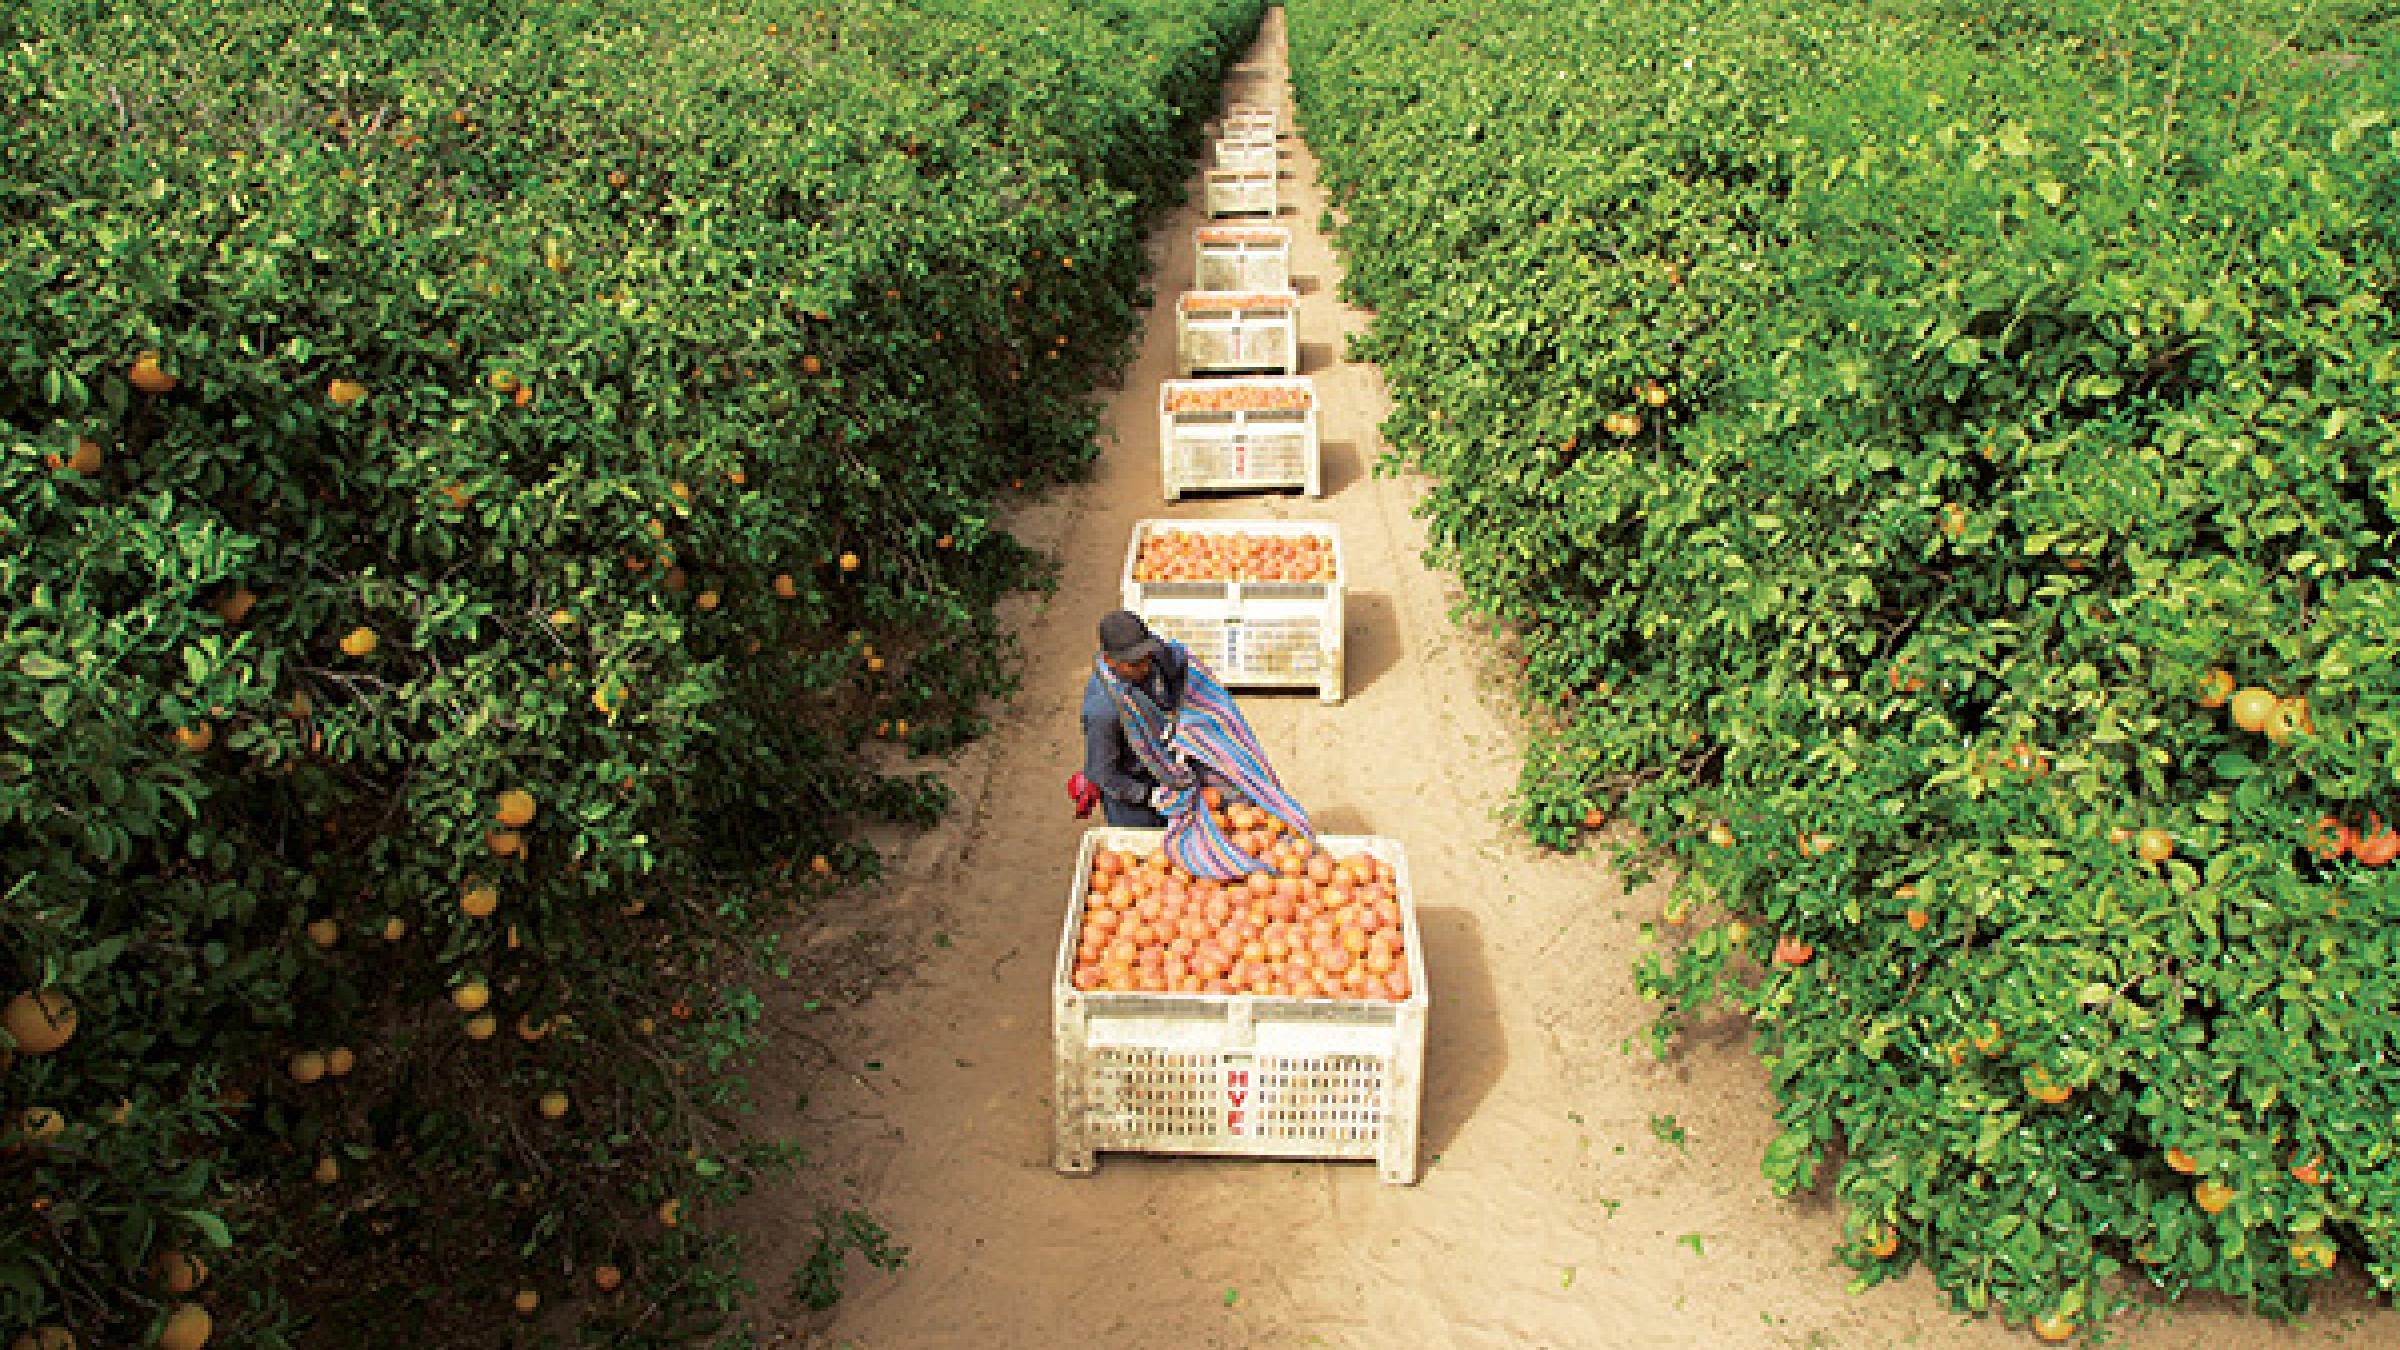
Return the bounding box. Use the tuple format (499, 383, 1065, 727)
(0, 0, 1264, 1343)
(1291, 0, 2398, 1334)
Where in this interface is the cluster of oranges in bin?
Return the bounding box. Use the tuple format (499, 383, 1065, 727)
(1132, 529, 1334, 583)
(1071, 795, 1411, 1001)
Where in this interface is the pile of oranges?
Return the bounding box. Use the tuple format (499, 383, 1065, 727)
(1070, 797, 1411, 1002)
(1132, 529, 1335, 583)
(1162, 382, 1312, 413)
(1194, 225, 1286, 245)
(1177, 291, 1295, 311)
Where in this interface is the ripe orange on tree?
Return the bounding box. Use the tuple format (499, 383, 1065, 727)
(2265, 698, 2310, 744)
(155, 1304, 212, 1350)
(213, 587, 258, 624)
(2196, 668, 2234, 708)
(16, 1105, 67, 1145)
(152, 1250, 207, 1294)
(2228, 686, 2277, 733)
(2134, 828, 2174, 864)
(2193, 1179, 2234, 1214)
(129, 350, 177, 394)
(2355, 815, 2400, 867)
(2024, 1066, 2072, 1105)
(494, 789, 537, 828)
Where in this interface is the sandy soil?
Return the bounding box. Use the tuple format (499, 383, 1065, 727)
(721, 13, 2391, 1349)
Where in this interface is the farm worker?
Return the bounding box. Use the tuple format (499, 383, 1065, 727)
(1082, 609, 1188, 828)
(1082, 609, 1314, 879)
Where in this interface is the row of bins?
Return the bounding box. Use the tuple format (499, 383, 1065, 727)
(1058, 96, 1424, 1187)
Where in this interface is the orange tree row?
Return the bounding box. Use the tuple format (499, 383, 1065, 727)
(0, 0, 1265, 1345)
(1290, 0, 2400, 1337)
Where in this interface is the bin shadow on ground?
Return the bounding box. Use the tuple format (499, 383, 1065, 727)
(1298, 339, 1338, 374)
(1308, 804, 1375, 836)
(1342, 590, 1401, 696)
(1317, 436, 1364, 493)
(1414, 904, 1501, 1162)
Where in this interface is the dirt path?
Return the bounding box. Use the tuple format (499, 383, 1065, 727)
(727, 14, 2388, 1348)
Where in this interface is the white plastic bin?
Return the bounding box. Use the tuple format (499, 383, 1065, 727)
(1216, 138, 1276, 174)
(1121, 518, 1343, 703)
(1158, 377, 1319, 500)
(1175, 290, 1298, 377)
(1053, 829, 1429, 1184)
(1203, 167, 1277, 219)
(1194, 225, 1292, 293)
(1221, 108, 1279, 144)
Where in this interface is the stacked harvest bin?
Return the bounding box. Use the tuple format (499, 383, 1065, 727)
(1053, 69, 1429, 1191)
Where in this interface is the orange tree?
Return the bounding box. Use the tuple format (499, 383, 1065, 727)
(1292, 0, 2399, 1336)
(0, 0, 1265, 1345)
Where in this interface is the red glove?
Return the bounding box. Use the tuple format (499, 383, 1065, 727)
(1066, 771, 1100, 820)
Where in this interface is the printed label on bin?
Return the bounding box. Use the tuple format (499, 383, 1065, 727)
(1226, 1059, 1253, 1137)
(1232, 442, 1249, 475)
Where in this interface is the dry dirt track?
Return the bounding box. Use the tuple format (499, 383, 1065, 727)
(723, 13, 2390, 1348)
